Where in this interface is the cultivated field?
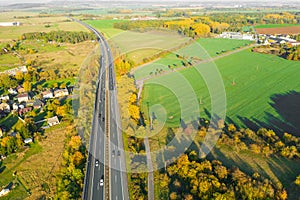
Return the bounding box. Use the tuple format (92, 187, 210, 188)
(255, 23, 300, 28)
(86, 20, 191, 63)
(133, 38, 253, 80)
(141, 49, 300, 132)
(256, 26, 300, 34)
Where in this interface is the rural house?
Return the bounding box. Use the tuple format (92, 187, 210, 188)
(0, 103, 10, 113)
(17, 93, 30, 103)
(54, 88, 69, 98)
(0, 95, 9, 101)
(16, 85, 25, 93)
(18, 107, 32, 116)
(33, 99, 44, 109)
(47, 116, 60, 126)
(42, 90, 54, 99)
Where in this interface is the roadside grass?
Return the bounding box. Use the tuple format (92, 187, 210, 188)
(141, 49, 300, 128)
(255, 24, 300, 28)
(0, 126, 66, 199)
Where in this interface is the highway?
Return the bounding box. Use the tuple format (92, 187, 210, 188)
(74, 19, 129, 200)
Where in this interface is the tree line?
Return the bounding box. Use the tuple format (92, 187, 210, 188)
(22, 31, 97, 44)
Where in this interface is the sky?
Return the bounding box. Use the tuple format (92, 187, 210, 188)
(0, 0, 296, 5)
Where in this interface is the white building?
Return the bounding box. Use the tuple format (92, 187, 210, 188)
(0, 22, 20, 27)
(219, 32, 254, 40)
(42, 90, 54, 99)
(17, 93, 30, 103)
(47, 116, 60, 127)
(54, 88, 69, 98)
(8, 88, 17, 95)
(24, 138, 33, 144)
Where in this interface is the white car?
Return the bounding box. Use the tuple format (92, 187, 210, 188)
(99, 178, 104, 187)
(95, 160, 99, 167)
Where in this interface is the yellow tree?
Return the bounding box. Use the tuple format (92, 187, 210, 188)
(193, 23, 210, 37)
(23, 81, 32, 92)
(15, 71, 24, 82)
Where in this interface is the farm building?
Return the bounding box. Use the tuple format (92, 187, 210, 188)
(219, 32, 254, 40)
(0, 22, 20, 27)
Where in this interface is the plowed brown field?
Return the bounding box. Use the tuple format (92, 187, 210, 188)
(256, 26, 300, 34)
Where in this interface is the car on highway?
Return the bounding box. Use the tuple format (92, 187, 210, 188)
(112, 150, 115, 157)
(117, 151, 120, 156)
(95, 159, 99, 167)
(99, 178, 104, 187)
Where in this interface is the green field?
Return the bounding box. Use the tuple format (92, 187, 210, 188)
(255, 24, 300, 28)
(141, 49, 300, 129)
(85, 19, 125, 38)
(178, 38, 253, 59)
(133, 38, 253, 80)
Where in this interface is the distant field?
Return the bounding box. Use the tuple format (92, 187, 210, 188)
(133, 38, 253, 80)
(141, 50, 300, 129)
(255, 24, 300, 29)
(256, 26, 300, 35)
(85, 19, 125, 38)
(0, 13, 88, 40)
(86, 20, 191, 62)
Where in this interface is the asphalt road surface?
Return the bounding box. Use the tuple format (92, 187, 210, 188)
(75, 19, 129, 200)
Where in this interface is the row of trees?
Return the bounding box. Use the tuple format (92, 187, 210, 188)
(157, 153, 288, 199)
(253, 44, 300, 61)
(55, 125, 86, 199)
(22, 31, 96, 44)
(113, 17, 230, 37)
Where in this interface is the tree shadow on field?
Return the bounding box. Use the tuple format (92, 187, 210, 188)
(239, 91, 300, 137)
